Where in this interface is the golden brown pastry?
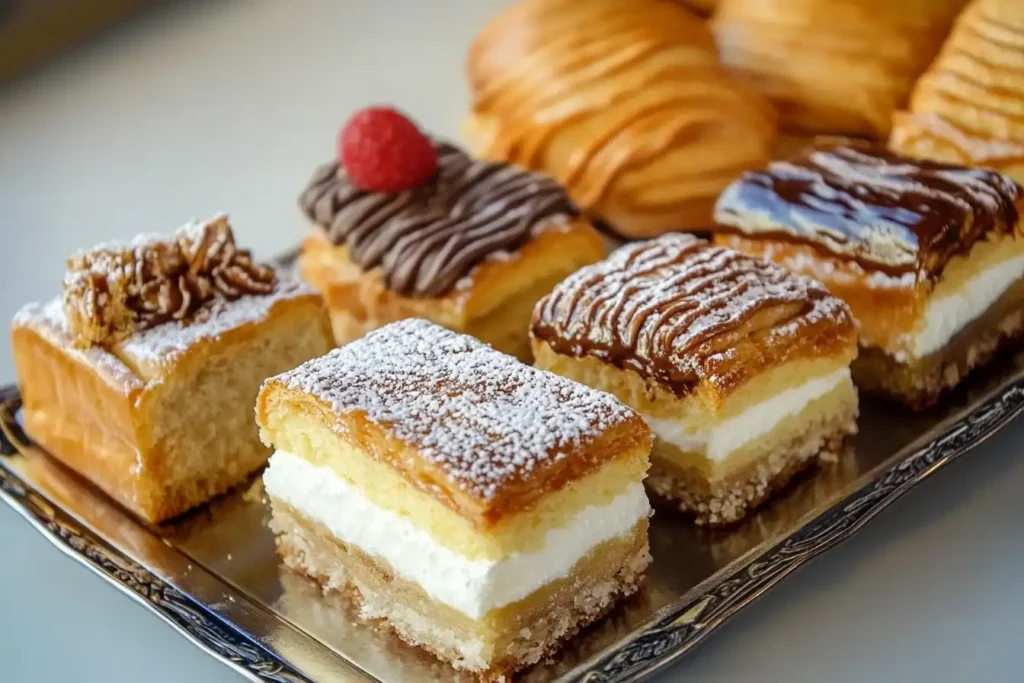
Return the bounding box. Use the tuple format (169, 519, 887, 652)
(712, 0, 967, 138)
(890, 0, 1024, 183)
(464, 0, 777, 239)
(714, 140, 1024, 409)
(258, 319, 652, 680)
(11, 216, 333, 523)
(531, 234, 859, 525)
(299, 108, 605, 361)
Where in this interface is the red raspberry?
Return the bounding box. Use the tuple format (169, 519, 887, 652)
(338, 107, 438, 192)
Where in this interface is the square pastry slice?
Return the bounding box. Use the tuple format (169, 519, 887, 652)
(257, 319, 651, 680)
(298, 112, 606, 362)
(531, 234, 859, 526)
(10, 216, 333, 523)
(714, 141, 1024, 409)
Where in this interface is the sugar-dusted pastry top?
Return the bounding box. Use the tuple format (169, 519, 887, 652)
(267, 318, 642, 503)
(464, 0, 776, 238)
(531, 234, 856, 397)
(62, 215, 276, 348)
(714, 141, 1022, 280)
(889, 0, 1024, 174)
(299, 142, 577, 298)
(15, 268, 316, 388)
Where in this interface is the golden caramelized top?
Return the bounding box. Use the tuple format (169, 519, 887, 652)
(712, 0, 966, 137)
(531, 234, 856, 399)
(889, 0, 1024, 178)
(714, 141, 1022, 282)
(262, 319, 648, 521)
(62, 215, 275, 348)
(465, 0, 776, 238)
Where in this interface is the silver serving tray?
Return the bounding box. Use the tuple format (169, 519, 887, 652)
(3, 336, 1024, 682)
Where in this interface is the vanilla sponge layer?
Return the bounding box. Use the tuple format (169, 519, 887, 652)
(260, 416, 648, 560)
(263, 450, 650, 620)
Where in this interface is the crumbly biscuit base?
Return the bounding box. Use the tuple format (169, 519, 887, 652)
(270, 501, 649, 682)
(647, 405, 856, 526)
(853, 282, 1024, 409)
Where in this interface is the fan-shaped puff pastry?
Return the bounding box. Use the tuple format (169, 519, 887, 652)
(890, 0, 1024, 183)
(464, 0, 776, 239)
(712, 0, 966, 138)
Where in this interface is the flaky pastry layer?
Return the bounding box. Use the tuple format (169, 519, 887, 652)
(889, 0, 1024, 183)
(464, 0, 776, 237)
(300, 217, 604, 360)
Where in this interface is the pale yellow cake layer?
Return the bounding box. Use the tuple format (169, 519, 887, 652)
(261, 415, 648, 560)
(655, 377, 858, 480)
(533, 341, 853, 431)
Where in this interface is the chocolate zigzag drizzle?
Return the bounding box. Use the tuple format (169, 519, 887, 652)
(532, 234, 854, 395)
(714, 141, 1022, 279)
(299, 142, 578, 297)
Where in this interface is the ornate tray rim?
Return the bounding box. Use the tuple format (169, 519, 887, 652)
(3, 373, 1023, 683)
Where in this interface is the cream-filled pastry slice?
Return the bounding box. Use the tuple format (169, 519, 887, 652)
(256, 319, 651, 681)
(531, 234, 859, 526)
(715, 140, 1024, 409)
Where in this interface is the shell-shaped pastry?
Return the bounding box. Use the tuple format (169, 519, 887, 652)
(464, 0, 777, 239)
(889, 0, 1024, 183)
(712, 0, 966, 138)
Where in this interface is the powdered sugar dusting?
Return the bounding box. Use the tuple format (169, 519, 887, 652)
(13, 298, 143, 394)
(120, 267, 315, 367)
(270, 319, 637, 501)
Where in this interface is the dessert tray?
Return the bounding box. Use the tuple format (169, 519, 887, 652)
(2, 280, 1023, 683)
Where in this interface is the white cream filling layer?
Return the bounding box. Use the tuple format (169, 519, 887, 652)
(263, 450, 649, 620)
(912, 253, 1024, 359)
(644, 367, 849, 463)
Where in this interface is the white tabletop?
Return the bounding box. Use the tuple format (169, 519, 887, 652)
(2, 2, 1022, 681)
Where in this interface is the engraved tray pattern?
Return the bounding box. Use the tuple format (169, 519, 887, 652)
(3, 362, 1024, 682)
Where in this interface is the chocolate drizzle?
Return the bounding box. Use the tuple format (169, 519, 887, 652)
(714, 141, 1022, 281)
(299, 142, 578, 297)
(532, 234, 854, 395)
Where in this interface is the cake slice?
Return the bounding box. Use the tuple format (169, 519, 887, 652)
(11, 216, 333, 522)
(256, 319, 652, 681)
(714, 140, 1024, 408)
(299, 106, 606, 361)
(531, 234, 859, 526)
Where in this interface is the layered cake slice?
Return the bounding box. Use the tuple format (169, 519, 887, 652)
(714, 140, 1024, 408)
(256, 319, 652, 680)
(531, 234, 859, 526)
(299, 106, 605, 361)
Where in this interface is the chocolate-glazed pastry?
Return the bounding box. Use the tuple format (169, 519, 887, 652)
(714, 141, 1024, 409)
(531, 234, 859, 525)
(300, 143, 576, 298)
(714, 141, 1020, 279)
(297, 107, 606, 361)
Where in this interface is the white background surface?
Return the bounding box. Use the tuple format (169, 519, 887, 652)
(1, 2, 1022, 681)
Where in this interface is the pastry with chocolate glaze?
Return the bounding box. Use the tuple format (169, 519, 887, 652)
(714, 141, 1024, 409)
(531, 234, 859, 526)
(10, 216, 333, 523)
(299, 107, 605, 361)
(890, 0, 1024, 184)
(463, 0, 777, 239)
(712, 0, 966, 137)
(258, 319, 652, 680)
